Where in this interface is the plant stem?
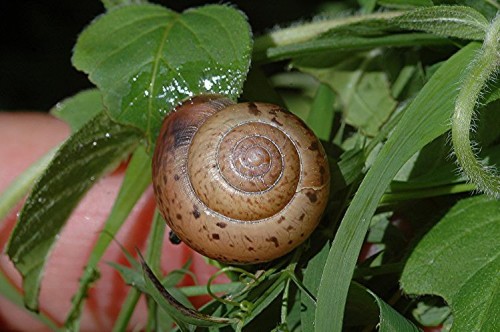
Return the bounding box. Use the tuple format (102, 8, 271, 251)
(452, 13, 500, 198)
(253, 12, 402, 56)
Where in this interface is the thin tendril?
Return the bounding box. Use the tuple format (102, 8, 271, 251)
(452, 12, 500, 198)
(206, 267, 258, 307)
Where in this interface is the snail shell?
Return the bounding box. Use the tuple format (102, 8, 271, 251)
(152, 95, 330, 264)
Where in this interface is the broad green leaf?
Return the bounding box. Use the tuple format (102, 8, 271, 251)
(315, 43, 480, 332)
(5, 111, 142, 311)
(303, 53, 397, 137)
(65, 145, 152, 329)
(73, 4, 252, 144)
(50, 89, 103, 132)
(390, 5, 489, 40)
(367, 286, 421, 331)
(401, 196, 500, 331)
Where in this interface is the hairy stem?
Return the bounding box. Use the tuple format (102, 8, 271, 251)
(253, 11, 402, 54)
(452, 13, 500, 198)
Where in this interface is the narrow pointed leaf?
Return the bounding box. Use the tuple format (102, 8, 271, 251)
(5, 111, 142, 311)
(314, 43, 480, 332)
(141, 256, 237, 328)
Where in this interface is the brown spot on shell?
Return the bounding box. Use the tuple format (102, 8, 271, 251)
(299, 213, 305, 221)
(176, 214, 182, 220)
(244, 235, 253, 243)
(308, 141, 319, 151)
(271, 117, 283, 126)
(216, 222, 227, 228)
(278, 216, 285, 224)
(266, 236, 279, 248)
(306, 191, 318, 203)
(212, 233, 220, 240)
(193, 206, 200, 219)
(248, 102, 261, 115)
(286, 225, 295, 231)
(174, 174, 180, 181)
(248, 247, 255, 251)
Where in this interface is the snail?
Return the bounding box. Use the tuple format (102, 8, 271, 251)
(152, 94, 330, 264)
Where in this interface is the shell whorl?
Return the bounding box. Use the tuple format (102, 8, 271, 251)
(152, 95, 330, 264)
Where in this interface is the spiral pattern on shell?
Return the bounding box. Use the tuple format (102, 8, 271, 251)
(152, 95, 330, 264)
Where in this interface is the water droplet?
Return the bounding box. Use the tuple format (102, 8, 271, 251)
(105, 133, 111, 138)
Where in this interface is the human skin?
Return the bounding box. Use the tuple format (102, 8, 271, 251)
(0, 112, 222, 331)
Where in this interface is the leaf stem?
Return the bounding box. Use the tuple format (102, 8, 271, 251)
(452, 13, 500, 198)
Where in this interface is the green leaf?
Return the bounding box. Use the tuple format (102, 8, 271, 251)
(303, 52, 398, 137)
(401, 196, 500, 331)
(5, 111, 142, 311)
(72, 4, 252, 144)
(301, 243, 330, 331)
(0, 147, 59, 222)
(262, 33, 447, 62)
(367, 287, 421, 331)
(390, 5, 489, 40)
(0, 273, 59, 331)
(378, 0, 433, 8)
(306, 83, 335, 141)
(347, 282, 420, 331)
(65, 145, 152, 329)
(50, 89, 103, 132)
(141, 256, 237, 329)
(314, 43, 481, 332)
(302, 245, 404, 330)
